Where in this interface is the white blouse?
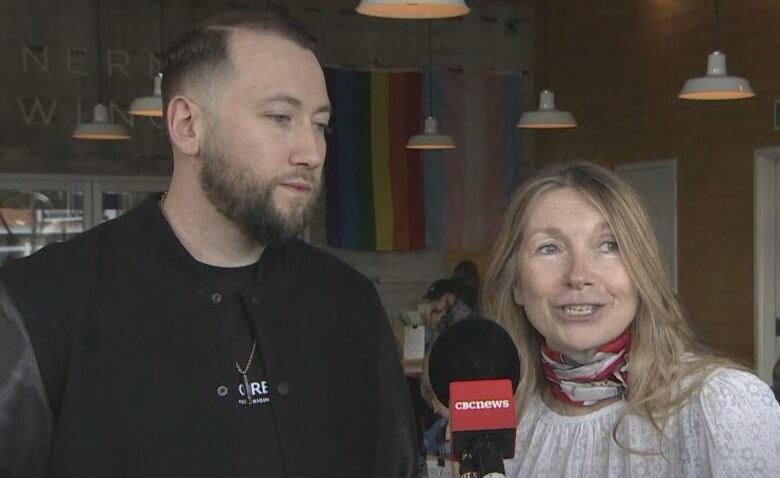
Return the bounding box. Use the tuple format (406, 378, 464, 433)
(504, 369, 780, 477)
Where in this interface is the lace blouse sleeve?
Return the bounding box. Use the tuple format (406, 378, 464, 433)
(698, 369, 780, 477)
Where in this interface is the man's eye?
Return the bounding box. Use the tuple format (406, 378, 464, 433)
(267, 114, 291, 125)
(315, 123, 331, 136)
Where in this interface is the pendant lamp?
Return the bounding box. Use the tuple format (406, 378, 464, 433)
(679, 0, 754, 100)
(407, 21, 455, 150)
(516, 1, 576, 129)
(129, 73, 163, 117)
(73, 104, 131, 140)
(407, 116, 455, 149)
(73, 0, 130, 140)
(130, 0, 164, 117)
(517, 90, 576, 129)
(356, 0, 469, 20)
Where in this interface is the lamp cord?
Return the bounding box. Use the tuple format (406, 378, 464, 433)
(427, 19, 433, 115)
(543, 0, 550, 89)
(94, 0, 103, 103)
(714, 0, 720, 51)
(159, 0, 165, 62)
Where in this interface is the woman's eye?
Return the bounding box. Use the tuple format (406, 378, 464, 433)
(598, 241, 620, 253)
(537, 244, 559, 255)
(314, 122, 331, 136)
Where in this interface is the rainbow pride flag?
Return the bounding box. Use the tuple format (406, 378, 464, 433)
(324, 67, 523, 251)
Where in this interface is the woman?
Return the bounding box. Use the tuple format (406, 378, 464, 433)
(482, 162, 780, 477)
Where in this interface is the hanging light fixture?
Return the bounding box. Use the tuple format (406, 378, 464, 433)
(516, 0, 576, 129)
(130, 0, 164, 117)
(407, 21, 455, 150)
(517, 90, 576, 129)
(73, 0, 130, 140)
(129, 72, 163, 117)
(679, 0, 754, 100)
(356, 0, 469, 20)
(73, 104, 132, 140)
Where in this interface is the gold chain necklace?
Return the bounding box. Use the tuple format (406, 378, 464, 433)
(236, 340, 257, 405)
(235, 340, 257, 375)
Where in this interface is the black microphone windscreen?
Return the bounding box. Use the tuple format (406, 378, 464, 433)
(428, 318, 521, 406)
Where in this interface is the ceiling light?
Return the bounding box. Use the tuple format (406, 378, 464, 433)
(72, 0, 130, 140)
(407, 116, 456, 149)
(679, 50, 754, 100)
(516, 1, 576, 130)
(406, 20, 455, 150)
(679, 0, 754, 101)
(129, 73, 163, 117)
(516, 90, 577, 129)
(73, 104, 131, 140)
(356, 0, 469, 19)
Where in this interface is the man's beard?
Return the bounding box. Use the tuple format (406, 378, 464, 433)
(199, 141, 320, 245)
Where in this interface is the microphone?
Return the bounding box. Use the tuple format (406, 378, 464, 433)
(428, 318, 521, 478)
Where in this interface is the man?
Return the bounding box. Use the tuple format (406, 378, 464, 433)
(0, 11, 415, 478)
(422, 279, 475, 351)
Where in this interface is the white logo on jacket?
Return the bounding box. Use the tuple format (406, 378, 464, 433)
(237, 380, 271, 406)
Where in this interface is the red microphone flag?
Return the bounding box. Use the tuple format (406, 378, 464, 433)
(449, 378, 516, 461)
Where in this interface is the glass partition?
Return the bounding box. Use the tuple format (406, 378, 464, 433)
(0, 175, 168, 264)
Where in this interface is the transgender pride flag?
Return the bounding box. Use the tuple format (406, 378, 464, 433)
(324, 67, 523, 251)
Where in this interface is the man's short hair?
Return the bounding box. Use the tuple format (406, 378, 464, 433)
(160, 9, 318, 118)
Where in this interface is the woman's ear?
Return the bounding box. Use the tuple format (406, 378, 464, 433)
(167, 95, 203, 157)
(512, 283, 524, 306)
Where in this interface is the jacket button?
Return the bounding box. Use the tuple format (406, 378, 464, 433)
(211, 292, 222, 304)
(216, 385, 228, 397)
(250, 296, 260, 306)
(277, 382, 289, 395)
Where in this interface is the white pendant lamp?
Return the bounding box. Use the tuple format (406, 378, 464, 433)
(516, 2, 576, 130)
(679, 50, 754, 100)
(130, 1, 165, 117)
(406, 21, 455, 150)
(679, 0, 754, 101)
(73, 0, 130, 140)
(129, 73, 163, 117)
(407, 116, 455, 149)
(73, 104, 131, 140)
(356, 0, 469, 19)
(517, 90, 576, 129)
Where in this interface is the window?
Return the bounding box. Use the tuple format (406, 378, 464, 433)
(0, 174, 168, 265)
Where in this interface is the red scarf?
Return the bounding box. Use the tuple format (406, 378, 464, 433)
(541, 330, 630, 406)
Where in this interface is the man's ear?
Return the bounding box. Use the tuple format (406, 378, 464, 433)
(167, 95, 204, 157)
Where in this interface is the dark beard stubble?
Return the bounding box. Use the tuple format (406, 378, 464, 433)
(199, 142, 321, 244)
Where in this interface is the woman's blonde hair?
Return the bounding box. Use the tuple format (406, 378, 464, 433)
(482, 161, 741, 450)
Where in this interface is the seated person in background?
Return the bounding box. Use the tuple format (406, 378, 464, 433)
(422, 278, 476, 350)
(482, 161, 780, 477)
(451, 260, 481, 312)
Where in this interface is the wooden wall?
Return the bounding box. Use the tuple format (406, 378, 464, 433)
(533, 0, 780, 363)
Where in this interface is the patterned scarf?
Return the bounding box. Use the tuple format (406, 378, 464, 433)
(541, 330, 631, 406)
